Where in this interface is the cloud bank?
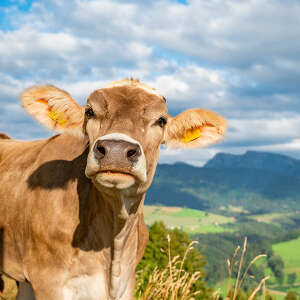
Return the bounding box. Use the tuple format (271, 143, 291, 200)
(1, 0, 300, 165)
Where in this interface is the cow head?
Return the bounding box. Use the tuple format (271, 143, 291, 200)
(20, 79, 227, 194)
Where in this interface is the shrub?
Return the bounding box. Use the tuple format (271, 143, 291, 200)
(136, 221, 210, 299)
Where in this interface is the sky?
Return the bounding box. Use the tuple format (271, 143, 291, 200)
(1, 0, 300, 166)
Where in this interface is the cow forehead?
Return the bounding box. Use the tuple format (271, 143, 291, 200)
(87, 80, 167, 115)
(104, 78, 163, 98)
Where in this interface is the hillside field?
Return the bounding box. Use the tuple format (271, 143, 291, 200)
(250, 212, 299, 227)
(261, 236, 300, 285)
(273, 236, 300, 283)
(143, 205, 235, 233)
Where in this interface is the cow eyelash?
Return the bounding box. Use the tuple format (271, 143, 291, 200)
(85, 107, 94, 118)
(155, 117, 167, 128)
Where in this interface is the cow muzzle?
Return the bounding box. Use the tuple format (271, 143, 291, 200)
(85, 133, 147, 189)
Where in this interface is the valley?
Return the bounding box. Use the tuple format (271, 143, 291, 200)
(143, 150, 300, 298)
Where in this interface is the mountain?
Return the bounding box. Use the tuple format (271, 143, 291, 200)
(204, 151, 300, 175)
(146, 151, 300, 214)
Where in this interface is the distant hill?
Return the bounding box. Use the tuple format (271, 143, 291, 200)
(146, 151, 300, 214)
(204, 151, 300, 175)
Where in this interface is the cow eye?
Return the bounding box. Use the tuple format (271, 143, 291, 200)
(85, 107, 94, 118)
(156, 117, 167, 128)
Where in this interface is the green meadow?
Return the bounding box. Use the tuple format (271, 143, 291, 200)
(143, 205, 235, 233)
(273, 236, 300, 283)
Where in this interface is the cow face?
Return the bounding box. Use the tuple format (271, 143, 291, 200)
(20, 79, 227, 194)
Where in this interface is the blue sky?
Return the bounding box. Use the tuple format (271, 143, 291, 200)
(0, 0, 33, 10)
(0, 0, 33, 29)
(1, 0, 300, 165)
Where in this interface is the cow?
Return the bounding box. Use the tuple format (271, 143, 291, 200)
(0, 79, 227, 300)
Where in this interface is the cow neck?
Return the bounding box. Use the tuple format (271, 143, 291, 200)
(92, 186, 143, 234)
(92, 188, 144, 299)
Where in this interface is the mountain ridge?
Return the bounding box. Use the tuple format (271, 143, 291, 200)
(204, 150, 300, 175)
(146, 151, 300, 214)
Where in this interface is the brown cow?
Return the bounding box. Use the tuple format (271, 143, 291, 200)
(0, 79, 227, 300)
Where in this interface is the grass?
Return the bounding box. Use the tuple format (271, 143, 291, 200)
(171, 207, 206, 218)
(219, 205, 249, 214)
(250, 212, 298, 227)
(143, 205, 235, 234)
(273, 236, 300, 283)
(190, 224, 233, 234)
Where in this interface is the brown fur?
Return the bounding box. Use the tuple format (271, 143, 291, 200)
(0, 79, 227, 299)
(0, 133, 10, 139)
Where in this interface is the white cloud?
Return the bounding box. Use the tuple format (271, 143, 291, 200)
(159, 146, 220, 167)
(228, 117, 300, 145)
(150, 65, 228, 111)
(1, 0, 300, 164)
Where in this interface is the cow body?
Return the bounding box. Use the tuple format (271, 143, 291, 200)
(0, 134, 148, 299)
(0, 79, 227, 299)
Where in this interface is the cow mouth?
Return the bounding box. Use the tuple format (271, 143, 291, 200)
(93, 169, 136, 189)
(98, 170, 135, 179)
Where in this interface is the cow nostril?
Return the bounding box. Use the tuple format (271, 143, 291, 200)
(93, 142, 106, 160)
(127, 149, 137, 158)
(97, 146, 106, 156)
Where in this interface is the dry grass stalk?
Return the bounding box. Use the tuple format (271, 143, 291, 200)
(226, 245, 241, 296)
(212, 288, 221, 300)
(248, 276, 270, 300)
(137, 236, 269, 300)
(179, 241, 199, 279)
(238, 254, 267, 291)
(262, 279, 266, 300)
(233, 237, 247, 300)
(224, 237, 269, 300)
(136, 236, 202, 300)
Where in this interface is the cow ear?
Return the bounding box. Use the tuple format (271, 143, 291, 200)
(20, 85, 85, 136)
(164, 108, 227, 148)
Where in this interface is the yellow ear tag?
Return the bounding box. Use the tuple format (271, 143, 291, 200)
(182, 128, 202, 143)
(48, 110, 67, 126)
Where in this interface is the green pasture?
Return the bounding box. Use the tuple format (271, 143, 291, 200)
(273, 236, 300, 283)
(214, 278, 234, 297)
(250, 212, 298, 227)
(143, 205, 235, 233)
(253, 236, 300, 297)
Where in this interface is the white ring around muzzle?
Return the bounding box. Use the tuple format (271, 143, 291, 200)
(87, 133, 147, 183)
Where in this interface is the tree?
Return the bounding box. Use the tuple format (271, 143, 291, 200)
(268, 255, 285, 284)
(136, 221, 210, 299)
(288, 273, 297, 285)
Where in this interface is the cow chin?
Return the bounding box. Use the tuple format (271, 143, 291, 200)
(94, 171, 136, 190)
